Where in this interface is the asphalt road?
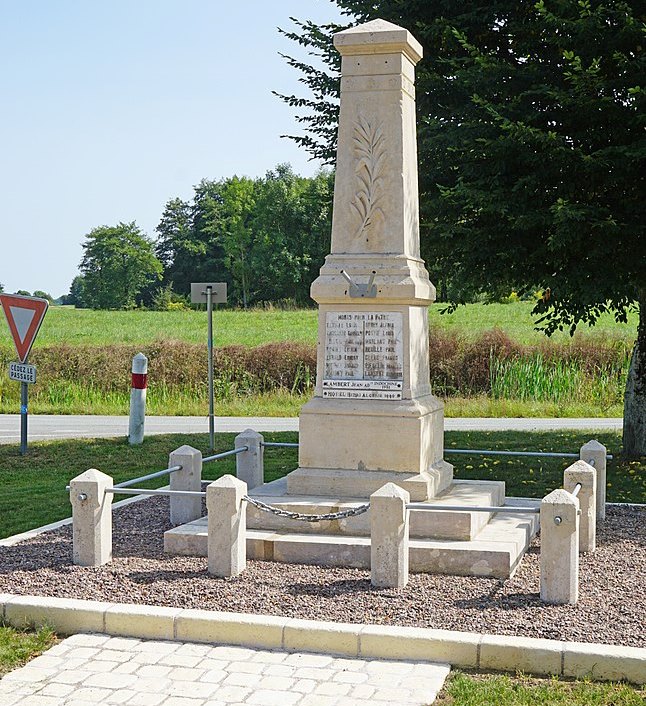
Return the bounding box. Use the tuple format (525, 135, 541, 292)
(0, 414, 623, 444)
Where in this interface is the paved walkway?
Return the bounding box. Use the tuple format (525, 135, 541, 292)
(0, 634, 450, 705)
(0, 414, 623, 444)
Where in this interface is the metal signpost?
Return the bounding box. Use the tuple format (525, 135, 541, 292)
(191, 283, 227, 451)
(0, 294, 49, 454)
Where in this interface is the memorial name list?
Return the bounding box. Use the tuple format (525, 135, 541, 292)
(323, 311, 403, 399)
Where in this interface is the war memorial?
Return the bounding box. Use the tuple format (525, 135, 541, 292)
(0, 21, 642, 706)
(156, 19, 596, 591)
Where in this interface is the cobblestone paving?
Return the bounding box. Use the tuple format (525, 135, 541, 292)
(0, 633, 450, 705)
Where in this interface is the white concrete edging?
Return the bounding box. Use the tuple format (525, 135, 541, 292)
(0, 594, 643, 685)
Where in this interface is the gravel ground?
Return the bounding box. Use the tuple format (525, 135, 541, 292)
(0, 499, 644, 648)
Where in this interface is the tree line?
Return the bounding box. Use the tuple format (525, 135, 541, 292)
(67, 164, 333, 310)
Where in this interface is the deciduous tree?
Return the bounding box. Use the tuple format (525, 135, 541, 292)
(80, 223, 162, 310)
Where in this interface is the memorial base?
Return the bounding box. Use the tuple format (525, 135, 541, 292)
(286, 465, 452, 502)
(292, 394, 452, 500)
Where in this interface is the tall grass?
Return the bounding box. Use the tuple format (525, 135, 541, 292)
(490, 353, 629, 411)
(0, 328, 631, 417)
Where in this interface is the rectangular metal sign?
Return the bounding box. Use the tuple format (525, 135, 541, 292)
(9, 362, 37, 384)
(190, 282, 227, 305)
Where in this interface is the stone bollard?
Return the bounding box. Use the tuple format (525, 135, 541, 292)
(540, 489, 580, 604)
(128, 353, 148, 445)
(235, 429, 264, 491)
(580, 440, 607, 521)
(207, 475, 247, 578)
(169, 445, 203, 525)
(564, 460, 597, 553)
(70, 468, 113, 567)
(370, 483, 410, 589)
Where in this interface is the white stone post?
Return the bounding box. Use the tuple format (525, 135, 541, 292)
(128, 352, 148, 445)
(564, 460, 597, 553)
(70, 468, 113, 567)
(580, 440, 607, 521)
(235, 429, 264, 491)
(169, 445, 203, 525)
(207, 475, 247, 578)
(540, 489, 580, 605)
(370, 482, 410, 589)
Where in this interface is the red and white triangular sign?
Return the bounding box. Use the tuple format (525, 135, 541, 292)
(0, 294, 49, 363)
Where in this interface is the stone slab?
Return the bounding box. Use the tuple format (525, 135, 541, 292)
(165, 500, 539, 578)
(246, 478, 506, 541)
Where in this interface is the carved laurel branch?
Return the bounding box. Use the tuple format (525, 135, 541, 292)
(350, 115, 386, 238)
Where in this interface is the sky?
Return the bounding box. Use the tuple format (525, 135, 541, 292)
(0, 0, 345, 298)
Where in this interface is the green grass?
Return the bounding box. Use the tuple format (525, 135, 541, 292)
(0, 625, 57, 678)
(0, 390, 624, 419)
(0, 302, 637, 350)
(438, 672, 645, 704)
(0, 432, 298, 538)
(490, 354, 628, 412)
(1, 430, 643, 539)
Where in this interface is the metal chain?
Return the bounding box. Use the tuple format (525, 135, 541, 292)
(243, 495, 370, 523)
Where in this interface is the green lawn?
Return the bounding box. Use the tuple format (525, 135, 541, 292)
(1, 430, 642, 539)
(0, 625, 57, 678)
(0, 302, 637, 350)
(438, 672, 645, 704)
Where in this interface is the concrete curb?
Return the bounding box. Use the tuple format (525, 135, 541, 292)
(0, 594, 643, 684)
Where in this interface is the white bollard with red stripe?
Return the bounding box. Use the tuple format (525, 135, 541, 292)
(128, 352, 148, 445)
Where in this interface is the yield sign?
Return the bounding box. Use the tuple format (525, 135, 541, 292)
(0, 294, 49, 362)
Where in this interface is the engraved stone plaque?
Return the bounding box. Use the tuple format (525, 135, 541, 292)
(323, 311, 403, 399)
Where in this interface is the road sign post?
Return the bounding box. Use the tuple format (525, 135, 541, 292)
(0, 294, 49, 455)
(191, 283, 227, 451)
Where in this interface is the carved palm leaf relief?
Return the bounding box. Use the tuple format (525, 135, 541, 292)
(350, 115, 386, 238)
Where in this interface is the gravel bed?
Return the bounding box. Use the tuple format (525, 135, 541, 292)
(0, 499, 644, 648)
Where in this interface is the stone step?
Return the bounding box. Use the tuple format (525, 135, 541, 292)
(245, 478, 505, 541)
(163, 503, 539, 579)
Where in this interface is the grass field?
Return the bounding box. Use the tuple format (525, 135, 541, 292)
(0, 625, 57, 679)
(0, 302, 638, 349)
(438, 672, 644, 704)
(1, 430, 643, 539)
(0, 302, 636, 418)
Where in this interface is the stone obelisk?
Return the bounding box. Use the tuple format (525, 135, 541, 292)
(288, 19, 452, 501)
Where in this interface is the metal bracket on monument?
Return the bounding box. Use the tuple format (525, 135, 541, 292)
(340, 270, 377, 298)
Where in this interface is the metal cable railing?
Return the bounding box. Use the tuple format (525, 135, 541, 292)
(105, 487, 205, 498)
(260, 441, 613, 460)
(114, 465, 182, 489)
(407, 503, 540, 514)
(203, 446, 248, 463)
(261, 442, 299, 448)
